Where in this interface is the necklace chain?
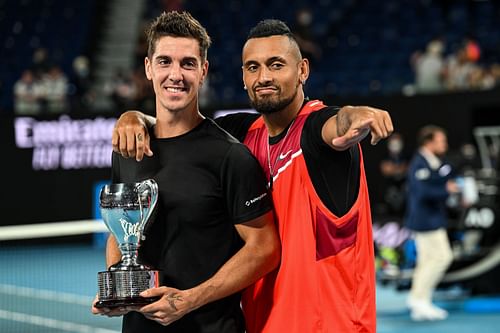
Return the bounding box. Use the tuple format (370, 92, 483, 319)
(266, 119, 296, 190)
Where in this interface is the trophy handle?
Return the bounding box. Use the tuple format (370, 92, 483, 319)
(136, 179, 158, 238)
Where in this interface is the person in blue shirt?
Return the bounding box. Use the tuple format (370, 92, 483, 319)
(405, 125, 459, 321)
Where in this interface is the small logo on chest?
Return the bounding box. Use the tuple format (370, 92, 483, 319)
(278, 150, 293, 160)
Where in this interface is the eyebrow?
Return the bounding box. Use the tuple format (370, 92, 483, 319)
(154, 55, 199, 64)
(266, 56, 287, 64)
(243, 56, 287, 67)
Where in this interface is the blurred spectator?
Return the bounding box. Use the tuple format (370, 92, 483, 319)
(42, 65, 69, 114)
(411, 39, 446, 93)
(469, 63, 499, 90)
(13, 69, 44, 115)
(110, 69, 138, 111)
(131, 65, 155, 115)
(443, 40, 480, 90)
(31, 47, 51, 80)
(380, 132, 409, 217)
(70, 55, 95, 112)
(291, 7, 322, 65)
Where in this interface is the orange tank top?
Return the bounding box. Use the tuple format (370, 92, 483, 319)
(242, 100, 376, 333)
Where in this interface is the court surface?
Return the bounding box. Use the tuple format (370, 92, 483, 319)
(1, 240, 499, 332)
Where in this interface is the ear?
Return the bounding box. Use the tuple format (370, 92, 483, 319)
(201, 60, 209, 81)
(145, 56, 152, 80)
(299, 58, 310, 85)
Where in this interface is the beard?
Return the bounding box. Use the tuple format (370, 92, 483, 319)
(250, 87, 298, 115)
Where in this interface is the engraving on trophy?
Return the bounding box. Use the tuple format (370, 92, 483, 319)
(95, 179, 160, 308)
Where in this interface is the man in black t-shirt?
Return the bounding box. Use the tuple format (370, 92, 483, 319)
(91, 12, 280, 333)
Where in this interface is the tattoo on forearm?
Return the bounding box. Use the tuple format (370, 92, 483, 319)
(337, 111, 350, 137)
(166, 293, 182, 311)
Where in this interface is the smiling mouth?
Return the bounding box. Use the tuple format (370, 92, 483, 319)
(255, 87, 278, 95)
(165, 87, 187, 93)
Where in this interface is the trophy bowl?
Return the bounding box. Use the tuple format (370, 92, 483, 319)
(95, 179, 160, 308)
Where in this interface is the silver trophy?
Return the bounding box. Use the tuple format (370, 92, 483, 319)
(95, 179, 159, 308)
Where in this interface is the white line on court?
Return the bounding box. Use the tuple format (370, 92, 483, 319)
(0, 219, 108, 241)
(0, 309, 120, 333)
(0, 284, 93, 306)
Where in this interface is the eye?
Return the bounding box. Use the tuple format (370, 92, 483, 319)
(246, 64, 258, 73)
(158, 58, 171, 66)
(183, 60, 197, 69)
(270, 62, 284, 70)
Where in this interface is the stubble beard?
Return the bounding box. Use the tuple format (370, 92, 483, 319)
(250, 88, 298, 115)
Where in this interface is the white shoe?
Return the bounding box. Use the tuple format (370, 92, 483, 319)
(407, 298, 448, 321)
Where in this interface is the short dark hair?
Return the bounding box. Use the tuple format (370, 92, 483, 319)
(146, 11, 211, 60)
(246, 19, 302, 57)
(247, 19, 294, 39)
(417, 125, 446, 147)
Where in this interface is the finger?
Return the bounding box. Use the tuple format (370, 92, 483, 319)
(353, 117, 373, 131)
(119, 129, 131, 158)
(135, 133, 145, 162)
(383, 111, 394, 135)
(111, 129, 120, 154)
(108, 308, 128, 317)
(331, 128, 366, 150)
(331, 136, 351, 150)
(371, 111, 394, 145)
(139, 303, 161, 315)
(369, 120, 384, 145)
(101, 307, 129, 317)
(138, 287, 168, 313)
(377, 112, 392, 138)
(141, 287, 167, 298)
(125, 129, 136, 159)
(144, 133, 153, 157)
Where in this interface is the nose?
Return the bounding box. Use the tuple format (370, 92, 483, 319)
(168, 62, 183, 82)
(257, 67, 272, 85)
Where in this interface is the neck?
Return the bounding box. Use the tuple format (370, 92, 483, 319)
(262, 90, 305, 137)
(155, 102, 204, 138)
(420, 146, 435, 157)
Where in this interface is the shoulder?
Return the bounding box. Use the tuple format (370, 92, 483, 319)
(409, 153, 431, 180)
(203, 118, 240, 143)
(202, 119, 256, 160)
(214, 112, 260, 141)
(410, 152, 426, 165)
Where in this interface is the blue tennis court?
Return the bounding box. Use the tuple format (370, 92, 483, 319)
(1, 229, 500, 333)
(0, 240, 121, 333)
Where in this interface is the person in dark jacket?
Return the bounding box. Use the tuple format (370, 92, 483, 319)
(405, 125, 459, 321)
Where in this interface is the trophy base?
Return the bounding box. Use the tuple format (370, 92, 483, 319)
(97, 269, 160, 309)
(94, 296, 161, 309)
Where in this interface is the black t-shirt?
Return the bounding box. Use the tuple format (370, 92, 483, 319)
(111, 118, 272, 333)
(215, 106, 360, 216)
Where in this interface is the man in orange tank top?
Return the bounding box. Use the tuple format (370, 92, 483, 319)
(112, 17, 393, 333)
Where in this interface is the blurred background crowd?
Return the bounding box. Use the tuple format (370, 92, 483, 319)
(2, 0, 500, 117)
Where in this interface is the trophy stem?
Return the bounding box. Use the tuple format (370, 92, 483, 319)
(120, 243, 140, 267)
